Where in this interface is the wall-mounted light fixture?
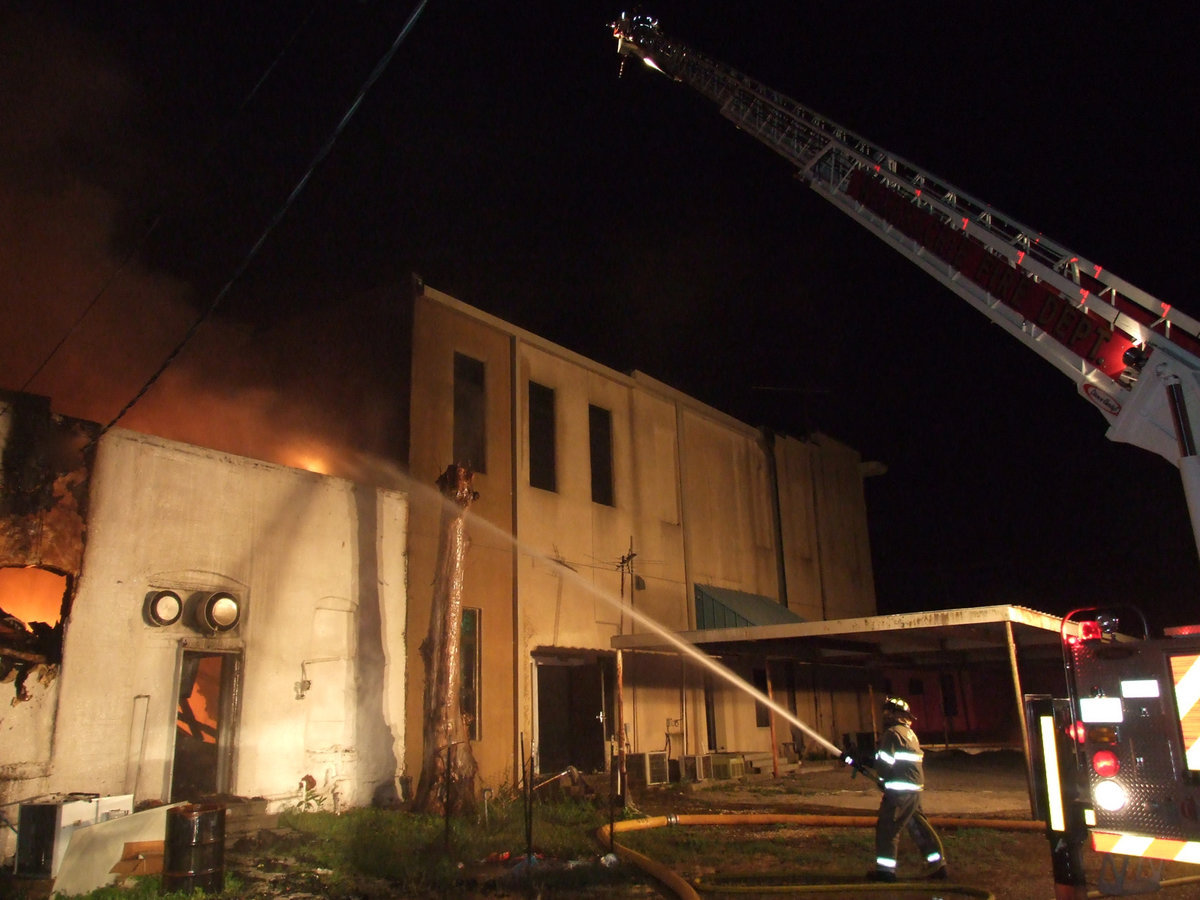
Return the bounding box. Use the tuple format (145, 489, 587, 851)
(294, 657, 340, 700)
(144, 590, 183, 627)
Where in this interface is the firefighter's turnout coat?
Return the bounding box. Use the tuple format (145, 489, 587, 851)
(872, 721, 945, 878)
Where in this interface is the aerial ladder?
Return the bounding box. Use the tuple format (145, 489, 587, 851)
(612, 13, 1200, 898)
(611, 12, 1200, 567)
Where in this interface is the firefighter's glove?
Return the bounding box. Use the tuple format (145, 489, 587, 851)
(841, 739, 859, 778)
(842, 752, 861, 779)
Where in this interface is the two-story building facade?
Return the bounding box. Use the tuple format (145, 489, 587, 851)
(404, 282, 879, 785)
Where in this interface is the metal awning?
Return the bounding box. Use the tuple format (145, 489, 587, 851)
(609, 604, 1076, 803)
(694, 584, 806, 630)
(612, 604, 1073, 668)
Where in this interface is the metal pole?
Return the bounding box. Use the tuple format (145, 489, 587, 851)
(1005, 620, 1036, 817)
(616, 649, 627, 806)
(679, 657, 688, 758)
(868, 683, 877, 744)
(766, 662, 780, 778)
(520, 733, 533, 862)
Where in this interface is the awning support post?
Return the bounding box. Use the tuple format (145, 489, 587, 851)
(1005, 620, 1036, 817)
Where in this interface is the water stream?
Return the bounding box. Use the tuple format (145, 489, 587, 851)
(380, 460, 844, 759)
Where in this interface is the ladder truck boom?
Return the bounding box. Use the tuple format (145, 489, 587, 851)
(614, 14, 1200, 891)
(611, 12, 1200, 564)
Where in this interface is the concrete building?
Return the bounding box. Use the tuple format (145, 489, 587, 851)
(405, 283, 880, 786)
(0, 395, 407, 863)
(0, 279, 884, 865)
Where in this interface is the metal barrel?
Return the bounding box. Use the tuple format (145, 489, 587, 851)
(161, 803, 225, 894)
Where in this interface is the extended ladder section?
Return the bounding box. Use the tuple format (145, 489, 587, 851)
(613, 13, 1200, 472)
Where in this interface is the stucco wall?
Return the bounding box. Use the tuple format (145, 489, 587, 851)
(678, 408, 779, 603)
(408, 285, 880, 778)
(406, 290, 517, 786)
(775, 433, 878, 620)
(807, 433, 877, 619)
(3, 429, 407, 821)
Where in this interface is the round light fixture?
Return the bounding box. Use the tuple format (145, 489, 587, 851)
(199, 592, 241, 632)
(1092, 750, 1120, 778)
(1093, 779, 1128, 812)
(146, 590, 183, 627)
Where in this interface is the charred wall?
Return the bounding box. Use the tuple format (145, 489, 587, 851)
(0, 392, 97, 700)
(0, 392, 96, 574)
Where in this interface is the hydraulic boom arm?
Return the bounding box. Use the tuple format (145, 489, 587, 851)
(612, 12, 1200, 560)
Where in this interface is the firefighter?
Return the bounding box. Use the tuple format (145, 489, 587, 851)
(847, 696, 948, 882)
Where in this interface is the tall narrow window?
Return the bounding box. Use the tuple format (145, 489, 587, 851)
(703, 673, 717, 752)
(528, 381, 556, 491)
(752, 668, 770, 728)
(453, 353, 486, 473)
(461, 608, 481, 740)
(589, 404, 614, 506)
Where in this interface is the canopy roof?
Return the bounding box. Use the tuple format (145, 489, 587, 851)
(612, 604, 1074, 668)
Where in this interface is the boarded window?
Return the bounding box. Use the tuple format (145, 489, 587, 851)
(940, 672, 959, 717)
(752, 668, 770, 727)
(703, 673, 717, 752)
(453, 353, 486, 473)
(528, 381, 556, 492)
(461, 608, 481, 740)
(589, 404, 614, 506)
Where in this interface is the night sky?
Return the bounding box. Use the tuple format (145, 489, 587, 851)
(3, 2, 1199, 627)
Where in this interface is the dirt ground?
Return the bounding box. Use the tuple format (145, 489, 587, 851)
(640, 748, 1036, 819)
(8, 751, 1200, 898)
(625, 749, 1200, 899)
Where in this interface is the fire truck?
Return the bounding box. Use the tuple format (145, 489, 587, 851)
(1033, 609, 1200, 894)
(612, 11, 1200, 896)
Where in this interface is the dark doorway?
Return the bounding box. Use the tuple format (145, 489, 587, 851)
(536, 655, 612, 774)
(171, 650, 240, 801)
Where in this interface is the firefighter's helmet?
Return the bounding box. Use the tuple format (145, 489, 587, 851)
(882, 696, 912, 719)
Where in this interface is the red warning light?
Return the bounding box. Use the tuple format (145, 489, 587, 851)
(1092, 750, 1120, 778)
(1165, 623, 1200, 637)
(1080, 621, 1103, 642)
(1068, 721, 1087, 744)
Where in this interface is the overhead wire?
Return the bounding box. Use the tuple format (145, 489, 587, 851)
(94, 0, 430, 440)
(15, 2, 322, 400)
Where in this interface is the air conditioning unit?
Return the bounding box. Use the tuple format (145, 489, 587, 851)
(623, 751, 671, 786)
(711, 753, 745, 780)
(681, 753, 713, 782)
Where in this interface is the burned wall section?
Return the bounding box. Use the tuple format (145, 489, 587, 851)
(0, 392, 97, 703)
(0, 409, 410, 873)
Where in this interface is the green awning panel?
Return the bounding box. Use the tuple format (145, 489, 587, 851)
(694, 584, 805, 630)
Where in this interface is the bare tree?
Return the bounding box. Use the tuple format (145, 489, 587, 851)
(412, 464, 479, 814)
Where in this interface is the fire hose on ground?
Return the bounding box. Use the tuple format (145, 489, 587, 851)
(595, 812, 1200, 899)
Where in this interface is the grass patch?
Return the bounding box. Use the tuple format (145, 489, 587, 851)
(51, 875, 248, 900)
(44, 794, 645, 899)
